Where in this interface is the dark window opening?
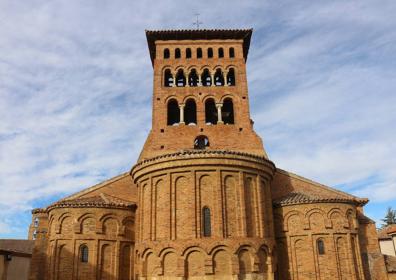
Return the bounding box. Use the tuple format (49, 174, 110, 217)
(229, 47, 235, 58)
(164, 48, 170, 59)
(205, 99, 217, 125)
(81, 245, 89, 263)
(175, 69, 186, 87)
(175, 48, 181, 59)
(188, 69, 199, 87)
(184, 99, 197, 125)
(202, 206, 211, 237)
(317, 239, 325, 255)
(218, 48, 224, 58)
(208, 48, 213, 58)
(164, 69, 173, 87)
(227, 68, 236, 86)
(214, 69, 225, 86)
(201, 69, 211, 87)
(197, 48, 203, 58)
(167, 99, 180, 125)
(194, 135, 209, 150)
(186, 48, 192, 58)
(222, 98, 234, 124)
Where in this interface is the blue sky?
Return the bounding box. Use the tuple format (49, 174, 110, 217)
(0, 0, 395, 239)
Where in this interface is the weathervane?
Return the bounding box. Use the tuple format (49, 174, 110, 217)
(193, 13, 203, 29)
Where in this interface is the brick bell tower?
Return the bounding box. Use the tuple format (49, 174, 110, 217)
(131, 29, 276, 279)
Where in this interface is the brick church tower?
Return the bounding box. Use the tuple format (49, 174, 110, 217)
(131, 29, 277, 279)
(28, 29, 389, 280)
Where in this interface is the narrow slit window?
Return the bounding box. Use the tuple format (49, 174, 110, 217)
(81, 245, 89, 263)
(317, 239, 325, 255)
(229, 47, 235, 58)
(186, 48, 192, 59)
(218, 48, 224, 58)
(164, 48, 170, 59)
(175, 48, 181, 59)
(202, 207, 211, 237)
(197, 48, 202, 58)
(208, 48, 213, 58)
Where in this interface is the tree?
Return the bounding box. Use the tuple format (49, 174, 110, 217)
(382, 207, 396, 227)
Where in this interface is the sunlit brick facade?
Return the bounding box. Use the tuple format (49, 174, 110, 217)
(28, 29, 388, 280)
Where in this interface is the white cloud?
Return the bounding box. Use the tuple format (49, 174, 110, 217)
(0, 0, 396, 238)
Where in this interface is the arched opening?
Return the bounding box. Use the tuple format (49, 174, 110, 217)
(184, 99, 197, 125)
(188, 69, 199, 87)
(175, 69, 186, 87)
(227, 68, 236, 86)
(194, 135, 209, 150)
(205, 99, 217, 125)
(186, 48, 192, 58)
(167, 99, 180, 125)
(214, 69, 225, 86)
(208, 48, 213, 58)
(175, 48, 181, 59)
(197, 48, 202, 58)
(164, 69, 173, 87)
(202, 206, 211, 236)
(218, 48, 224, 58)
(229, 47, 235, 58)
(164, 48, 170, 59)
(201, 69, 211, 87)
(317, 239, 325, 255)
(80, 245, 89, 263)
(222, 98, 234, 124)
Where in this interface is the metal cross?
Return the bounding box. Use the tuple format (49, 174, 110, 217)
(193, 13, 203, 29)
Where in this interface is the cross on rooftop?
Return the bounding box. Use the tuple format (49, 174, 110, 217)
(193, 13, 203, 29)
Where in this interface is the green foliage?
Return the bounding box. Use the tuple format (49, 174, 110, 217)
(382, 207, 396, 227)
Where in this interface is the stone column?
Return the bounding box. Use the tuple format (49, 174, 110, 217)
(171, 72, 176, 87)
(216, 103, 223, 124)
(223, 71, 228, 87)
(211, 72, 215, 87)
(179, 104, 185, 124)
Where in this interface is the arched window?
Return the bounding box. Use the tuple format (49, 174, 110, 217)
(229, 47, 235, 58)
(317, 239, 325, 255)
(184, 99, 197, 125)
(208, 48, 213, 58)
(201, 69, 211, 87)
(194, 135, 209, 150)
(188, 69, 199, 87)
(227, 68, 236, 86)
(202, 207, 211, 237)
(218, 48, 224, 58)
(186, 48, 192, 59)
(32, 230, 37, 240)
(197, 48, 202, 58)
(164, 69, 173, 87)
(164, 48, 170, 59)
(80, 245, 89, 263)
(34, 217, 39, 228)
(175, 48, 181, 59)
(205, 99, 217, 125)
(222, 98, 234, 124)
(214, 69, 224, 86)
(175, 69, 186, 87)
(167, 99, 180, 125)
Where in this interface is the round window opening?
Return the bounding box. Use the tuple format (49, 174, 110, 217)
(194, 135, 209, 149)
